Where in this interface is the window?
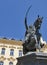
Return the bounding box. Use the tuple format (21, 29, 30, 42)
(10, 49, 14, 56)
(0, 61, 4, 65)
(19, 50, 22, 57)
(9, 62, 13, 65)
(1, 48, 5, 55)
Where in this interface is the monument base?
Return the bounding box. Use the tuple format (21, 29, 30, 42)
(16, 52, 47, 65)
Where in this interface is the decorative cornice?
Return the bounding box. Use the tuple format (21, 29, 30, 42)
(0, 45, 8, 48)
(0, 39, 23, 46)
(0, 56, 16, 61)
(7, 57, 15, 61)
(40, 45, 47, 52)
(43, 45, 47, 48)
(9, 46, 16, 49)
(0, 56, 6, 61)
(17, 47, 23, 49)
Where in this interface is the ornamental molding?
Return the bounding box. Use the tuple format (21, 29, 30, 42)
(0, 39, 22, 46)
(0, 56, 6, 61)
(0, 45, 8, 48)
(39, 45, 47, 52)
(7, 57, 15, 61)
(9, 46, 16, 49)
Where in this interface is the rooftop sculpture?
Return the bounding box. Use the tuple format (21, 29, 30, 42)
(16, 6, 47, 65)
(23, 6, 45, 55)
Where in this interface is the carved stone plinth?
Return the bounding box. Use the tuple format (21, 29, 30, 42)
(16, 52, 47, 65)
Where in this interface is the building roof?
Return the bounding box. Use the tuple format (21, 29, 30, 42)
(0, 39, 23, 46)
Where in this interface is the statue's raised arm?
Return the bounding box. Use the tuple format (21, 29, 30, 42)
(33, 15, 43, 30)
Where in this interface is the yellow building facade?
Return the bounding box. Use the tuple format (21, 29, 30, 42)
(0, 38, 47, 65)
(0, 38, 23, 65)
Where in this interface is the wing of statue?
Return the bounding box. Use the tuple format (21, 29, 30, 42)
(25, 17, 28, 30)
(24, 5, 32, 30)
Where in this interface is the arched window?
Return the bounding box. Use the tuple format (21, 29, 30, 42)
(1, 48, 5, 55)
(19, 50, 22, 57)
(0, 61, 4, 65)
(10, 49, 14, 56)
(9, 62, 13, 65)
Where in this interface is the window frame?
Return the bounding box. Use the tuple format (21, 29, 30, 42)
(1, 48, 5, 55)
(9, 62, 13, 65)
(10, 49, 14, 56)
(19, 50, 22, 57)
(0, 61, 4, 65)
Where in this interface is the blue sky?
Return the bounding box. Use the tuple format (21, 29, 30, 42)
(0, 0, 47, 42)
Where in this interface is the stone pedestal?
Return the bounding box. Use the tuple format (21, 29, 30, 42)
(16, 52, 47, 65)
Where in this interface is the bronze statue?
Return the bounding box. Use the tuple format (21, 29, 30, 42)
(23, 6, 44, 54)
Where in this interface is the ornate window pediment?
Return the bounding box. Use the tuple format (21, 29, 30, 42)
(7, 57, 15, 61)
(0, 56, 6, 61)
